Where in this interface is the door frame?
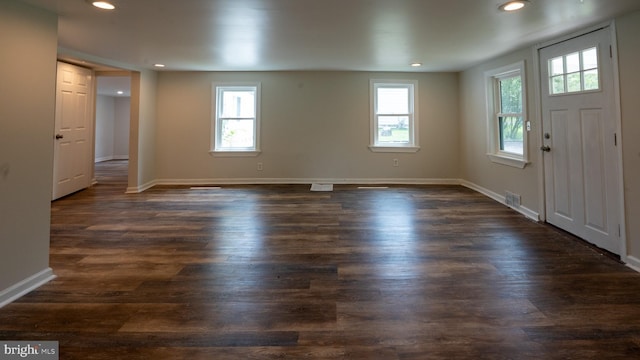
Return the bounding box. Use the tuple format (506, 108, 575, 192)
(94, 70, 133, 187)
(532, 21, 627, 261)
(54, 51, 139, 194)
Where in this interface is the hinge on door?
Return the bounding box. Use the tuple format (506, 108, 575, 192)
(618, 224, 621, 237)
(614, 133, 617, 146)
(610, 45, 613, 58)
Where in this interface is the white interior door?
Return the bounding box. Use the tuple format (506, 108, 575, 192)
(53, 62, 94, 200)
(540, 28, 621, 254)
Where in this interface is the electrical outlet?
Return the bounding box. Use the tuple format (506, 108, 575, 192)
(393, 159, 399, 167)
(257, 162, 263, 171)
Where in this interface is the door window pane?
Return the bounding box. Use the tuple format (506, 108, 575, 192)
(584, 69, 599, 91)
(583, 48, 598, 70)
(547, 47, 599, 95)
(567, 72, 582, 92)
(566, 52, 580, 73)
(550, 57, 564, 76)
(551, 75, 565, 94)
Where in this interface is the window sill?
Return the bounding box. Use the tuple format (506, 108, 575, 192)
(209, 150, 261, 157)
(369, 146, 420, 153)
(487, 153, 528, 169)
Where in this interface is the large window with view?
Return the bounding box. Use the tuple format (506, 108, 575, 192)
(496, 73, 524, 155)
(485, 61, 528, 168)
(370, 80, 419, 152)
(212, 83, 260, 154)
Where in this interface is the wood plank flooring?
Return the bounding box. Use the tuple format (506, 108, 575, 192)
(2, 160, 640, 359)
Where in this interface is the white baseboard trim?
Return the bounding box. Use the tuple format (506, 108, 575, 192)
(95, 156, 129, 163)
(126, 180, 157, 194)
(154, 177, 464, 186)
(95, 156, 113, 163)
(460, 180, 540, 221)
(0, 268, 56, 308)
(127, 177, 540, 221)
(624, 256, 640, 273)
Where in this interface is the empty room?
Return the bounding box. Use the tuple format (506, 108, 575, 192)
(2, 0, 640, 358)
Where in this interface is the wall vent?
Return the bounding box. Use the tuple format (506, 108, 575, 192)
(505, 191, 521, 208)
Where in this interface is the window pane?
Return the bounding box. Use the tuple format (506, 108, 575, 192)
(220, 90, 255, 118)
(567, 72, 581, 92)
(566, 52, 580, 73)
(499, 116, 524, 155)
(551, 75, 565, 94)
(377, 115, 409, 143)
(220, 119, 254, 148)
(550, 57, 564, 76)
(584, 69, 599, 91)
(377, 88, 409, 114)
(499, 76, 522, 113)
(582, 47, 598, 70)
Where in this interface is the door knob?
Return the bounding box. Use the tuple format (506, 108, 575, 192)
(540, 145, 551, 152)
(55, 134, 64, 139)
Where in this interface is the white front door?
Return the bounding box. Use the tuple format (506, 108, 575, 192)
(52, 62, 94, 200)
(540, 27, 621, 254)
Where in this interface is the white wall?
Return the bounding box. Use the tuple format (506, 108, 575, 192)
(95, 95, 115, 161)
(616, 11, 640, 267)
(114, 97, 131, 158)
(95, 95, 130, 162)
(0, 0, 57, 305)
(459, 47, 540, 216)
(155, 71, 460, 183)
(128, 70, 158, 192)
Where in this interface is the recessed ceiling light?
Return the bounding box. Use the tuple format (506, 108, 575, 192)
(116, 91, 124, 95)
(154, 64, 166, 68)
(410, 62, 423, 67)
(90, 1, 116, 10)
(499, 0, 528, 12)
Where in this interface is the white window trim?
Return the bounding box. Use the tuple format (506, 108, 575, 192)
(210, 82, 261, 157)
(369, 79, 420, 153)
(484, 61, 529, 169)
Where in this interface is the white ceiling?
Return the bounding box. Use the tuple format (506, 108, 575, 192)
(96, 76, 130, 97)
(19, 0, 640, 72)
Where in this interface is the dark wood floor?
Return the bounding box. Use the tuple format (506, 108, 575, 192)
(2, 160, 640, 359)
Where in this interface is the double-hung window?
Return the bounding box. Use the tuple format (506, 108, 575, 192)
(370, 80, 419, 152)
(485, 61, 528, 168)
(212, 83, 261, 155)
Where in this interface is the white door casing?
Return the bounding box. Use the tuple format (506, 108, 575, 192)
(52, 62, 94, 200)
(539, 27, 621, 255)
